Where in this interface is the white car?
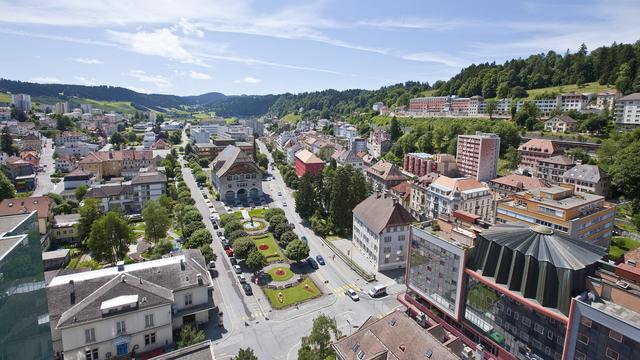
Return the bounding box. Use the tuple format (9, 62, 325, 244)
(345, 288, 359, 301)
(283, 202, 287, 207)
(238, 274, 247, 283)
(233, 265, 242, 274)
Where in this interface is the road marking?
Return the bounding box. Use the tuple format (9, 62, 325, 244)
(332, 283, 362, 295)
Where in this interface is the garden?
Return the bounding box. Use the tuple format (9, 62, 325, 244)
(263, 278, 321, 310)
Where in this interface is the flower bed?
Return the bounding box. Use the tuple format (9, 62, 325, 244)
(266, 266, 294, 282)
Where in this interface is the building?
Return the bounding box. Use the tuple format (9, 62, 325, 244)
(408, 173, 440, 221)
(426, 176, 493, 223)
(409, 96, 449, 112)
(277, 131, 297, 149)
(0, 211, 54, 359)
(544, 115, 578, 133)
(403, 153, 433, 177)
(46, 250, 214, 360)
(390, 181, 411, 209)
(55, 154, 75, 172)
(367, 129, 391, 158)
(85, 183, 134, 213)
(489, 174, 548, 197)
(150, 340, 216, 360)
(331, 149, 363, 170)
(516, 99, 559, 116)
(63, 168, 95, 190)
(20, 132, 42, 151)
(334, 123, 358, 139)
(142, 131, 156, 149)
(131, 170, 167, 210)
(55, 142, 100, 158)
(349, 137, 367, 154)
(42, 248, 71, 271)
(78, 150, 161, 180)
(6, 156, 34, 181)
(150, 138, 171, 150)
(283, 140, 304, 165)
(352, 193, 415, 271)
(332, 310, 477, 360)
(55, 131, 88, 146)
(51, 213, 81, 244)
(365, 160, 407, 191)
(558, 92, 588, 112)
(211, 145, 263, 204)
(0, 196, 55, 249)
(562, 164, 609, 197)
(496, 184, 616, 247)
(190, 127, 214, 144)
(20, 150, 39, 167)
(372, 101, 384, 112)
(615, 92, 640, 128)
(456, 132, 500, 182)
(11, 93, 31, 111)
(294, 149, 325, 177)
(54, 102, 69, 115)
(518, 138, 560, 170)
(535, 155, 575, 185)
(595, 89, 621, 111)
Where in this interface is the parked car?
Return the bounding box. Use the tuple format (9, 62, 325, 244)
(223, 243, 230, 250)
(307, 257, 319, 269)
(301, 236, 308, 243)
(229, 257, 237, 265)
(315, 255, 325, 265)
(345, 288, 359, 301)
(283, 202, 287, 207)
(242, 282, 253, 295)
(208, 261, 216, 270)
(238, 274, 247, 283)
(233, 265, 242, 274)
(213, 223, 219, 229)
(226, 248, 234, 257)
(277, 192, 282, 196)
(217, 231, 223, 237)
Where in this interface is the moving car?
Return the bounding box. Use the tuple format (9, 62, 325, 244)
(345, 288, 360, 301)
(368, 284, 387, 298)
(283, 202, 287, 207)
(242, 282, 253, 295)
(233, 265, 242, 274)
(307, 257, 319, 269)
(315, 255, 325, 265)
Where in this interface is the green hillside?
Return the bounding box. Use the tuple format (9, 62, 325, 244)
(523, 82, 615, 99)
(0, 92, 11, 103)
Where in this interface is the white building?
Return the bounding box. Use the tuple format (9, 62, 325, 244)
(544, 114, 578, 133)
(595, 90, 620, 111)
(515, 99, 558, 116)
(131, 170, 168, 208)
(211, 145, 263, 204)
(334, 123, 358, 140)
(615, 93, 640, 128)
(558, 93, 588, 112)
(142, 131, 156, 149)
(352, 193, 415, 271)
(55, 102, 69, 115)
(277, 131, 297, 149)
(426, 176, 493, 223)
(46, 251, 214, 360)
(11, 94, 31, 111)
(372, 102, 384, 112)
(190, 127, 214, 144)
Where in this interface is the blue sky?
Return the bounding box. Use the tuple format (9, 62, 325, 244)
(0, 0, 638, 96)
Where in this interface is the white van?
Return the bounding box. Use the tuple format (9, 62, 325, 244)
(368, 285, 387, 298)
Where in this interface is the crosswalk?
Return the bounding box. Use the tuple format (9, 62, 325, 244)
(242, 299, 266, 320)
(331, 283, 363, 297)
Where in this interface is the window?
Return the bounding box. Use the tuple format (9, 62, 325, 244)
(574, 351, 586, 360)
(383, 247, 391, 254)
(145, 314, 154, 328)
(580, 317, 592, 328)
(116, 320, 126, 335)
(577, 333, 589, 345)
(398, 235, 405, 241)
(609, 330, 623, 342)
(384, 236, 392, 243)
(85, 349, 99, 360)
(84, 328, 95, 343)
(534, 323, 545, 334)
(185, 293, 193, 306)
(145, 333, 156, 345)
(606, 348, 619, 360)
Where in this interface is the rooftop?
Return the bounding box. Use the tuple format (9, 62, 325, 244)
(563, 164, 608, 183)
(619, 93, 640, 101)
(518, 138, 557, 153)
(0, 213, 32, 234)
(353, 193, 415, 234)
(538, 154, 575, 166)
(150, 340, 215, 360)
(367, 160, 407, 182)
(295, 149, 324, 164)
(512, 185, 606, 210)
(0, 196, 53, 219)
(490, 174, 548, 191)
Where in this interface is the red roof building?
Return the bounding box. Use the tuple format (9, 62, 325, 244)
(294, 149, 324, 177)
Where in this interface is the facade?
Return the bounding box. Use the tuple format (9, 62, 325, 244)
(558, 93, 588, 112)
(334, 123, 358, 139)
(85, 183, 134, 213)
(63, 169, 95, 190)
(294, 149, 325, 177)
(544, 115, 578, 133)
(211, 145, 263, 204)
(535, 155, 575, 185)
(409, 96, 449, 112)
(0, 211, 53, 360)
(563, 164, 609, 197)
(11, 93, 32, 111)
(426, 176, 493, 223)
(131, 170, 167, 211)
(352, 193, 415, 271)
(595, 89, 621, 111)
(408, 173, 440, 221)
(331, 149, 363, 170)
(367, 129, 391, 158)
(55, 131, 88, 146)
(496, 184, 616, 247)
(55, 142, 100, 158)
(516, 99, 559, 116)
(46, 251, 214, 360)
(52, 213, 81, 244)
(349, 137, 367, 154)
(615, 93, 640, 128)
(518, 138, 559, 169)
(190, 127, 214, 144)
(78, 150, 160, 180)
(456, 132, 500, 182)
(20, 133, 42, 151)
(365, 160, 407, 191)
(489, 174, 548, 198)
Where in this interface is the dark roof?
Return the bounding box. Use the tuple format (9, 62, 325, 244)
(63, 168, 94, 180)
(539, 155, 574, 166)
(366, 160, 407, 182)
(563, 164, 608, 183)
(86, 184, 133, 198)
(212, 145, 261, 178)
(547, 114, 577, 124)
(150, 340, 215, 360)
(131, 171, 167, 185)
(619, 93, 640, 101)
(352, 194, 415, 234)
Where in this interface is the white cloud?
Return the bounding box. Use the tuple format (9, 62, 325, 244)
(31, 76, 60, 83)
(234, 76, 260, 84)
(196, 52, 342, 75)
(127, 70, 172, 88)
(108, 28, 197, 64)
(73, 76, 98, 85)
(73, 57, 103, 65)
(189, 71, 211, 80)
(401, 52, 468, 68)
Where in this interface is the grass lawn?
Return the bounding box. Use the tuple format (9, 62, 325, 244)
(523, 82, 614, 100)
(325, 235, 343, 242)
(0, 92, 11, 103)
(132, 222, 146, 232)
(266, 266, 294, 282)
(609, 236, 640, 260)
(252, 233, 286, 262)
(263, 278, 321, 309)
(616, 220, 638, 233)
(248, 208, 267, 218)
(281, 113, 302, 123)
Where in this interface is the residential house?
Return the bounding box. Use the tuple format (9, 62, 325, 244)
(425, 176, 493, 223)
(55, 142, 100, 158)
(517, 138, 559, 169)
(352, 193, 415, 271)
(78, 150, 160, 180)
(20, 150, 39, 167)
(595, 89, 621, 111)
(535, 154, 575, 185)
(46, 250, 214, 360)
(19, 133, 42, 152)
(408, 173, 440, 221)
(356, 151, 376, 167)
(544, 114, 578, 133)
(63, 169, 95, 190)
(211, 145, 263, 204)
(365, 160, 407, 191)
(390, 181, 411, 209)
(6, 156, 34, 180)
(284, 139, 304, 165)
(489, 174, 548, 198)
(85, 183, 134, 213)
(0, 196, 55, 249)
(142, 131, 156, 149)
(55, 154, 76, 172)
(150, 139, 171, 150)
(51, 213, 81, 244)
(131, 170, 167, 211)
(563, 164, 609, 197)
(331, 149, 363, 170)
(294, 149, 325, 177)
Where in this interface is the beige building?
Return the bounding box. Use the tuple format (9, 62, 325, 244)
(426, 176, 493, 223)
(408, 173, 440, 221)
(211, 145, 263, 204)
(535, 154, 575, 185)
(78, 150, 161, 180)
(544, 114, 578, 133)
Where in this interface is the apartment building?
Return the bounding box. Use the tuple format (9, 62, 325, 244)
(615, 93, 640, 128)
(563, 164, 609, 197)
(516, 99, 559, 116)
(55, 131, 88, 146)
(489, 173, 548, 198)
(595, 89, 621, 111)
(46, 251, 214, 360)
(408, 173, 440, 221)
(468, 95, 483, 116)
(558, 92, 588, 112)
(456, 132, 500, 182)
(518, 138, 560, 169)
(403, 153, 458, 177)
(535, 155, 575, 185)
(352, 193, 415, 271)
(131, 170, 168, 210)
(331, 149, 363, 170)
(496, 184, 616, 247)
(78, 150, 161, 180)
(425, 176, 493, 223)
(367, 129, 391, 158)
(408, 96, 449, 112)
(294, 149, 325, 177)
(142, 131, 156, 149)
(11, 93, 31, 111)
(544, 115, 578, 133)
(365, 160, 407, 191)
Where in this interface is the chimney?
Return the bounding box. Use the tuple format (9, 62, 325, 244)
(68, 280, 75, 304)
(197, 273, 203, 286)
(180, 259, 185, 270)
(117, 261, 125, 272)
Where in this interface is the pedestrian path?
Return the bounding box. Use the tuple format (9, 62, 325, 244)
(240, 209, 250, 220)
(331, 283, 363, 296)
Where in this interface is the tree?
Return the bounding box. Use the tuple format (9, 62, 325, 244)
(264, 208, 285, 222)
(274, 222, 290, 240)
(0, 171, 16, 200)
(233, 348, 258, 360)
(280, 230, 298, 247)
(233, 238, 257, 259)
(158, 194, 174, 211)
(75, 184, 88, 201)
(224, 220, 243, 235)
(389, 116, 402, 142)
(286, 239, 310, 262)
(143, 200, 171, 242)
(110, 132, 125, 145)
(184, 220, 206, 238)
(609, 141, 640, 203)
(295, 173, 316, 219)
(173, 204, 187, 237)
(86, 211, 133, 264)
(177, 325, 205, 349)
(198, 244, 216, 262)
(245, 250, 267, 272)
(77, 198, 102, 240)
(616, 63, 633, 94)
(297, 314, 340, 360)
(228, 230, 249, 243)
(1, 127, 15, 156)
(195, 171, 208, 184)
(485, 99, 497, 120)
(513, 101, 540, 130)
(185, 228, 212, 248)
(504, 146, 521, 170)
(509, 86, 528, 98)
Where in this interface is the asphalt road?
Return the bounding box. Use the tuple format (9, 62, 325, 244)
(33, 137, 60, 196)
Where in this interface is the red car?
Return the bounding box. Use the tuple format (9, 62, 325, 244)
(226, 248, 234, 257)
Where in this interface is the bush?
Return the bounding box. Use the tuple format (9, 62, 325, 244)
(280, 230, 298, 247)
(184, 221, 205, 238)
(233, 238, 257, 259)
(185, 228, 213, 248)
(224, 220, 243, 235)
(228, 230, 249, 243)
(198, 245, 216, 262)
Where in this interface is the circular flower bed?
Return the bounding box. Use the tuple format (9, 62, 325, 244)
(267, 266, 294, 282)
(275, 269, 286, 276)
(258, 243, 270, 251)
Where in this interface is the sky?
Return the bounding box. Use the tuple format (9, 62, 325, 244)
(0, 0, 638, 96)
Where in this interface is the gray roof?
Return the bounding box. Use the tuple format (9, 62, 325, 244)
(0, 213, 32, 234)
(42, 249, 70, 261)
(619, 93, 640, 101)
(86, 183, 133, 198)
(539, 155, 575, 166)
(352, 194, 415, 234)
(131, 171, 167, 185)
(563, 164, 608, 183)
(150, 340, 215, 360)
